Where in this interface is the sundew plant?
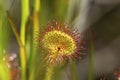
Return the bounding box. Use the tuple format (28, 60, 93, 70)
(1, 0, 120, 80)
(1, 0, 91, 80)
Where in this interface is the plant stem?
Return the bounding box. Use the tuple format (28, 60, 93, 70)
(32, 0, 40, 53)
(88, 30, 94, 80)
(0, 0, 3, 59)
(71, 61, 78, 80)
(0, 61, 10, 80)
(29, 0, 40, 80)
(45, 65, 54, 80)
(0, 2, 10, 80)
(7, 11, 23, 48)
(20, 0, 29, 80)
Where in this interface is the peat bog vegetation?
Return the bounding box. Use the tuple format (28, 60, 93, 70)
(0, 0, 120, 80)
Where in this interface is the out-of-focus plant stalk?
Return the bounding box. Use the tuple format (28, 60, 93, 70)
(0, 61, 10, 80)
(33, 0, 40, 30)
(0, 1, 11, 80)
(0, 0, 3, 59)
(7, 12, 23, 48)
(29, 0, 40, 80)
(66, 0, 75, 23)
(71, 61, 79, 80)
(33, 0, 40, 46)
(88, 30, 94, 80)
(30, 0, 40, 64)
(45, 65, 54, 80)
(54, 0, 68, 21)
(20, 0, 30, 80)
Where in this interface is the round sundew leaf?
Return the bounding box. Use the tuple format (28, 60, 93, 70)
(43, 30, 76, 55)
(41, 21, 84, 64)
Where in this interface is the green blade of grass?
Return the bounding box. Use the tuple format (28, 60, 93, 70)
(0, 0, 3, 59)
(71, 61, 79, 80)
(88, 30, 94, 80)
(0, 0, 12, 59)
(20, 0, 30, 80)
(29, 0, 40, 80)
(45, 65, 54, 80)
(21, 0, 30, 45)
(54, 0, 68, 21)
(7, 11, 23, 48)
(0, 61, 10, 80)
(0, 2, 11, 80)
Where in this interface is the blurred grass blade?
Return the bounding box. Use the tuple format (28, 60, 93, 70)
(0, 2, 12, 80)
(71, 61, 79, 80)
(0, 61, 10, 80)
(54, 0, 68, 21)
(29, 0, 40, 80)
(33, 0, 40, 31)
(45, 65, 54, 80)
(7, 11, 23, 48)
(88, 30, 94, 80)
(0, 0, 12, 59)
(0, 0, 3, 59)
(52, 0, 68, 21)
(20, 0, 30, 80)
(66, 0, 82, 24)
(21, 0, 29, 45)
